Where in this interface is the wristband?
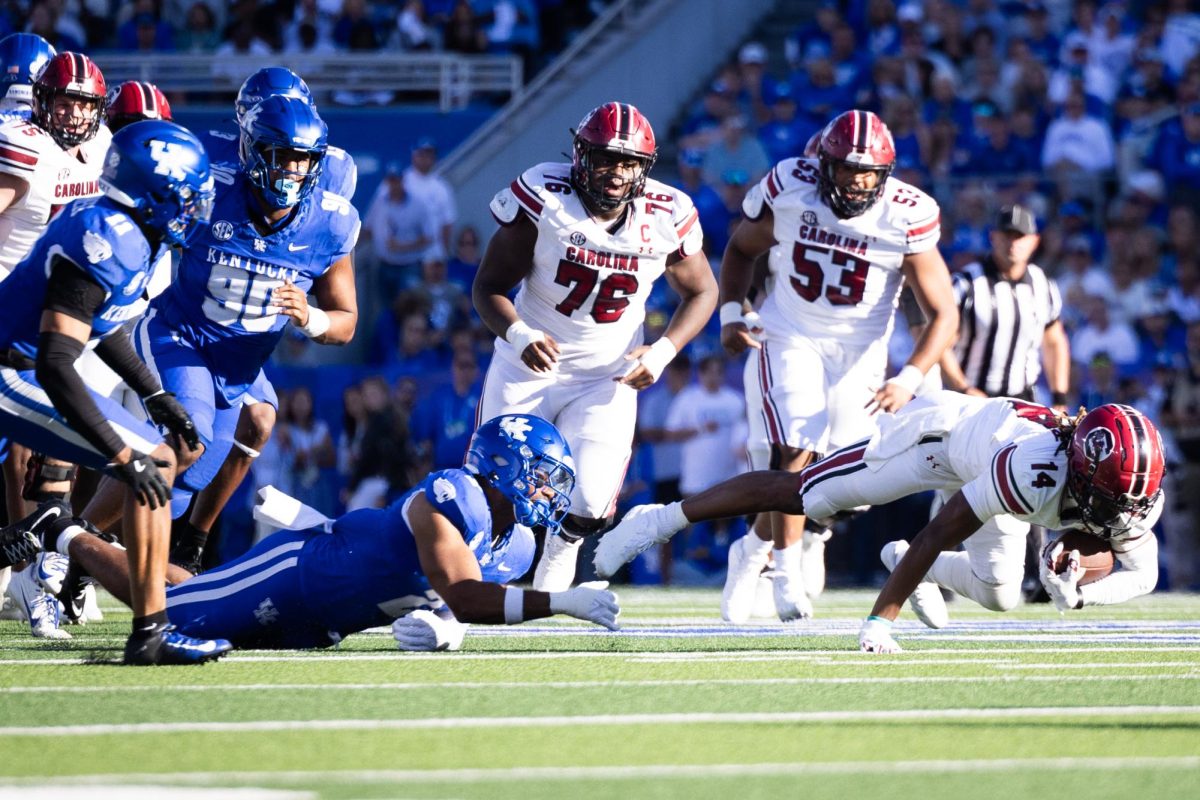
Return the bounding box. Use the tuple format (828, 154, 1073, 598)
(298, 307, 331, 338)
(503, 586, 525, 624)
(887, 364, 925, 395)
(504, 319, 544, 352)
(1051, 391, 1069, 406)
(637, 337, 678, 382)
(719, 301, 746, 327)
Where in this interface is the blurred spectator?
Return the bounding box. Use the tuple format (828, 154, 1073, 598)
(1042, 89, 1115, 174)
(212, 17, 272, 82)
(1071, 293, 1140, 369)
(736, 41, 774, 125)
(410, 349, 480, 471)
(665, 354, 746, 497)
(378, 310, 446, 375)
(702, 115, 770, 189)
(283, 386, 336, 512)
(1164, 320, 1200, 589)
(636, 353, 691, 582)
(26, 2, 84, 51)
(1022, 3, 1060, 64)
(333, 0, 377, 50)
(1167, 258, 1200, 324)
(883, 94, 930, 175)
(791, 54, 853, 127)
(284, 0, 335, 52)
(404, 138, 458, 255)
(1149, 104, 1200, 205)
(336, 383, 369, 486)
(758, 83, 811, 165)
(1132, 296, 1188, 379)
(1077, 350, 1120, 408)
(410, 252, 471, 342)
(364, 165, 438, 300)
(396, 0, 435, 50)
(787, 0, 842, 69)
(444, 0, 487, 53)
(117, 0, 175, 51)
(345, 376, 417, 510)
(1090, 4, 1136, 81)
(481, 0, 539, 57)
(702, 169, 750, 259)
(446, 225, 482, 292)
(681, 81, 737, 148)
(176, 1, 220, 52)
(1056, 233, 1116, 325)
(1161, 0, 1200, 79)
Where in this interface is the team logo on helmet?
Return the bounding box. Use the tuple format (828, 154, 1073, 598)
(211, 220, 234, 240)
(1084, 428, 1115, 462)
(569, 231, 587, 246)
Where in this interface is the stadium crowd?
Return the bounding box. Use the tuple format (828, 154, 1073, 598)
(0, 1, 1196, 661)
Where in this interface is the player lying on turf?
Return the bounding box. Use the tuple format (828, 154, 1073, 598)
(2, 415, 620, 652)
(594, 392, 1165, 653)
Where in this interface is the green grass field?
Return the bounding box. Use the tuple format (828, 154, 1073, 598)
(1, 588, 1198, 799)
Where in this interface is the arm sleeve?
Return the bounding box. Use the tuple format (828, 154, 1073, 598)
(43, 255, 107, 324)
(1078, 533, 1158, 606)
(93, 328, 161, 399)
(35, 331, 124, 459)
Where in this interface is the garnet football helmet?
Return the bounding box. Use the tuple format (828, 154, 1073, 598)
(106, 81, 172, 133)
(570, 101, 657, 212)
(32, 51, 106, 148)
(0, 33, 55, 110)
(816, 109, 895, 218)
(1066, 404, 1165, 537)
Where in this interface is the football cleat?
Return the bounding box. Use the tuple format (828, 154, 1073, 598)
(532, 532, 582, 592)
(8, 562, 70, 639)
(123, 625, 232, 666)
(593, 504, 679, 579)
(721, 534, 771, 623)
(881, 540, 948, 629)
(771, 567, 813, 622)
(0, 499, 70, 569)
(33, 551, 68, 595)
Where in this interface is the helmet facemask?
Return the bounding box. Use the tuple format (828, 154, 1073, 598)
(1066, 462, 1160, 538)
(571, 140, 656, 212)
(244, 142, 325, 209)
(35, 87, 103, 148)
(817, 155, 893, 218)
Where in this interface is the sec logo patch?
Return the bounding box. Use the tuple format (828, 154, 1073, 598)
(212, 220, 234, 240)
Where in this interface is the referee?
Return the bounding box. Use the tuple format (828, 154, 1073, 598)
(938, 204, 1071, 601)
(939, 204, 1071, 410)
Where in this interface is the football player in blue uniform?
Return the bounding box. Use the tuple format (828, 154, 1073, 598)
(0, 120, 233, 664)
(0, 33, 56, 119)
(12, 416, 621, 652)
(170, 68, 359, 574)
(71, 96, 361, 569)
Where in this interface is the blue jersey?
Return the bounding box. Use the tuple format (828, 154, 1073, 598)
(198, 126, 358, 200)
(0, 197, 157, 357)
(299, 468, 491, 638)
(152, 169, 359, 402)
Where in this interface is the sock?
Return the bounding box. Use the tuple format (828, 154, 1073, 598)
(662, 501, 689, 533)
(745, 532, 773, 561)
(130, 609, 169, 637)
(55, 524, 85, 557)
(773, 543, 803, 575)
(172, 522, 208, 561)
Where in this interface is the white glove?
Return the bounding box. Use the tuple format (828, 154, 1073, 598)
(549, 580, 621, 631)
(858, 617, 902, 654)
(1039, 542, 1083, 612)
(392, 609, 467, 652)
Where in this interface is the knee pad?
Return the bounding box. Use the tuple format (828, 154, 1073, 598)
(976, 578, 1023, 612)
(562, 514, 612, 540)
(22, 453, 77, 502)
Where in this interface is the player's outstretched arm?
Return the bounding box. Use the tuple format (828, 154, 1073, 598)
(473, 214, 560, 372)
(717, 210, 776, 356)
(409, 494, 619, 630)
(866, 491, 982, 623)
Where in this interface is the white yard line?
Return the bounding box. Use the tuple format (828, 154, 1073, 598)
(4, 756, 1198, 787)
(2, 672, 1198, 695)
(3, 706, 1199, 737)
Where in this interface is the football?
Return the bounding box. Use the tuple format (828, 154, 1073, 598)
(1046, 530, 1115, 585)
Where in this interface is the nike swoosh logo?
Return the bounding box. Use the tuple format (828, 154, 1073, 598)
(288, 243, 309, 252)
(30, 506, 63, 530)
(133, 461, 145, 473)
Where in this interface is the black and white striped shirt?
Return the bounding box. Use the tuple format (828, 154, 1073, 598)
(952, 257, 1062, 398)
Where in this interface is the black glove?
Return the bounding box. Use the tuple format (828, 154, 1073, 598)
(107, 453, 172, 509)
(144, 391, 201, 451)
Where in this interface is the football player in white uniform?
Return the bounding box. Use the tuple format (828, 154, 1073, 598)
(596, 395, 1166, 652)
(715, 109, 958, 621)
(0, 52, 109, 627)
(473, 101, 718, 591)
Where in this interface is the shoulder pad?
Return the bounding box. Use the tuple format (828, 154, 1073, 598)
(423, 469, 490, 533)
(0, 120, 43, 175)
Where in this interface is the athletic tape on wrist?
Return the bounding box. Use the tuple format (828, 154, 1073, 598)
(637, 337, 678, 381)
(719, 302, 745, 327)
(299, 307, 331, 338)
(505, 319, 544, 353)
(887, 364, 925, 395)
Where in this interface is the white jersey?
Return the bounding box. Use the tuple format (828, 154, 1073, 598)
(745, 157, 940, 347)
(490, 162, 703, 377)
(867, 391, 1160, 546)
(0, 118, 111, 278)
